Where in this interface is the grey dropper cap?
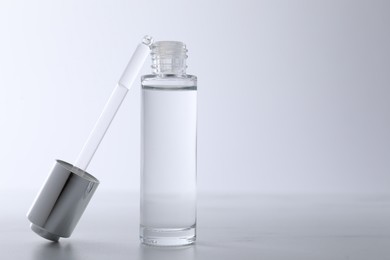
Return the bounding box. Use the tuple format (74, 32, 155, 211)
(27, 160, 99, 242)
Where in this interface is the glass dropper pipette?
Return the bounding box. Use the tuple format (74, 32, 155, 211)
(27, 36, 154, 242)
(74, 35, 153, 172)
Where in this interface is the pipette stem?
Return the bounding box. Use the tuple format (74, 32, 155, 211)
(73, 36, 153, 171)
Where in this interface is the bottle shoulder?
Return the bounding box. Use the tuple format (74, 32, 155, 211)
(141, 74, 197, 90)
(141, 74, 197, 82)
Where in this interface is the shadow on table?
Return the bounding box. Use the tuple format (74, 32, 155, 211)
(139, 244, 195, 260)
(32, 242, 78, 260)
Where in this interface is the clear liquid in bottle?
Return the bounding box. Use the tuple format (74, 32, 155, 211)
(140, 41, 197, 246)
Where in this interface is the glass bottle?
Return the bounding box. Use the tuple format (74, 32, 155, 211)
(140, 41, 197, 246)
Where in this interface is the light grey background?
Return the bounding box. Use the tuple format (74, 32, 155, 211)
(1, 1, 390, 259)
(0, 0, 389, 194)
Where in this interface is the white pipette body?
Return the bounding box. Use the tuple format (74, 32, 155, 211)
(73, 36, 153, 171)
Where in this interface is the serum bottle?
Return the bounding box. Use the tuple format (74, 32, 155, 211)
(140, 41, 197, 246)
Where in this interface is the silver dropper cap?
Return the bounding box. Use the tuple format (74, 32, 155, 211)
(27, 160, 99, 241)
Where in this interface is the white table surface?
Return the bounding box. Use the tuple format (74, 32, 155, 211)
(1, 191, 389, 259)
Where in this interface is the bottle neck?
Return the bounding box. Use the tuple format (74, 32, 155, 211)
(151, 41, 187, 75)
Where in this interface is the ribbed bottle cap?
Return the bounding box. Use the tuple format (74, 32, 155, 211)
(151, 41, 188, 75)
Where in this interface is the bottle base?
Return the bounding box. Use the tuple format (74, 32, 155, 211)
(140, 225, 196, 246)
